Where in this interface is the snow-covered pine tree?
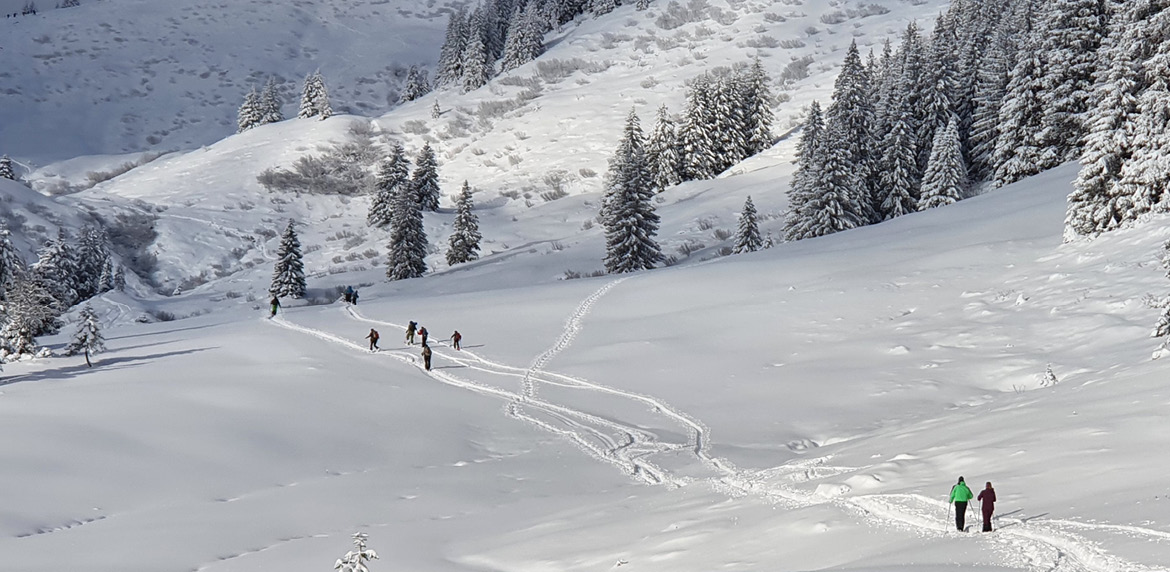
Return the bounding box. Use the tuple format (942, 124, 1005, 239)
(798, 121, 868, 238)
(98, 259, 114, 293)
(1034, 0, 1109, 170)
(75, 224, 110, 301)
(447, 181, 482, 265)
(603, 109, 661, 274)
(399, 66, 432, 103)
(298, 72, 332, 120)
(733, 195, 762, 254)
(411, 143, 441, 211)
(708, 73, 750, 174)
(993, 21, 1046, 187)
(386, 176, 429, 281)
(677, 74, 719, 181)
(0, 226, 22, 300)
(589, 0, 618, 17)
(0, 155, 16, 180)
(66, 304, 105, 367)
(334, 532, 378, 572)
(260, 77, 284, 124)
(877, 91, 920, 220)
(112, 265, 126, 291)
(1114, 2, 1170, 222)
(1064, 0, 1147, 240)
(784, 101, 825, 242)
(968, 23, 1018, 182)
(461, 9, 491, 93)
(741, 57, 775, 156)
(825, 40, 877, 223)
(1, 273, 62, 356)
(646, 104, 682, 192)
(435, 8, 469, 87)
(919, 116, 968, 209)
(500, 2, 546, 72)
(237, 87, 263, 133)
(269, 220, 306, 298)
(369, 143, 411, 228)
(431, 100, 442, 119)
(919, 14, 960, 166)
(871, 39, 899, 149)
(32, 228, 80, 309)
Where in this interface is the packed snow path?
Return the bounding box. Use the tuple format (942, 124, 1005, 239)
(268, 284, 1169, 572)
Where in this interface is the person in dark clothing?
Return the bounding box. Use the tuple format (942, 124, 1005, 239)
(352, 290, 359, 305)
(977, 482, 996, 532)
(421, 343, 432, 370)
(406, 321, 417, 345)
(451, 330, 462, 350)
(366, 328, 380, 351)
(949, 476, 974, 532)
(419, 326, 428, 347)
(344, 286, 354, 303)
(270, 296, 281, 317)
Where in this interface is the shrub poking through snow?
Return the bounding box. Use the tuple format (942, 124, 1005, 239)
(334, 532, 378, 572)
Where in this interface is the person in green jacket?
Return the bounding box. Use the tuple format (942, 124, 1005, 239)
(949, 476, 975, 531)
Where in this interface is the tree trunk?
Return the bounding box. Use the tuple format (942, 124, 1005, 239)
(85, 348, 91, 368)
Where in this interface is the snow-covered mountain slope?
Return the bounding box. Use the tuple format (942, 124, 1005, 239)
(0, 0, 455, 162)
(3, 160, 1170, 572)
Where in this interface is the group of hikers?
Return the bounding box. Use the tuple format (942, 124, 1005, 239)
(343, 286, 360, 305)
(366, 321, 462, 371)
(949, 476, 996, 532)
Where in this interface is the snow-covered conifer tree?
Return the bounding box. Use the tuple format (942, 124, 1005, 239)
(919, 116, 967, 210)
(260, 77, 284, 124)
(0, 226, 22, 300)
(32, 229, 80, 309)
(386, 178, 428, 281)
(798, 121, 868, 238)
(825, 41, 877, 223)
(993, 28, 1045, 187)
(603, 109, 661, 273)
(446, 181, 482, 265)
(1034, 0, 1109, 170)
(98, 259, 114, 293)
(460, 9, 491, 93)
(741, 57, 775, 156)
(237, 87, 263, 133)
(75, 224, 110, 301)
(677, 74, 718, 181)
(269, 220, 306, 298)
(969, 24, 1018, 182)
(877, 93, 920, 220)
(784, 102, 825, 242)
(1113, 2, 1170, 222)
(369, 143, 411, 228)
(298, 72, 332, 120)
(112, 266, 126, 292)
(1, 273, 61, 355)
(0, 155, 16, 180)
(334, 532, 378, 572)
(500, 3, 546, 72)
(66, 304, 105, 367)
(435, 9, 469, 87)
(733, 195, 762, 254)
(399, 66, 432, 103)
(411, 143, 441, 211)
(645, 104, 681, 192)
(590, 0, 618, 17)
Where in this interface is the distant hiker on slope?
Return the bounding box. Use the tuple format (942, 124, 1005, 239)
(344, 285, 354, 304)
(419, 326, 428, 347)
(978, 482, 996, 532)
(366, 328, 380, 351)
(421, 343, 432, 371)
(451, 330, 462, 350)
(949, 476, 974, 532)
(352, 290, 359, 305)
(270, 296, 281, 317)
(406, 321, 418, 345)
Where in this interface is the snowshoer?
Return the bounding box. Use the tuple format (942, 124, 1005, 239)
(421, 343, 432, 371)
(345, 285, 355, 304)
(419, 326, 428, 347)
(352, 290, 359, 305)
(451, 330, 462, 350)
(406, 321, 417, 345)
(366, 328, 380, 351)
(270, 296, 280, 317)
(978, 482, 996, 532)
(949, 476, 974, 531)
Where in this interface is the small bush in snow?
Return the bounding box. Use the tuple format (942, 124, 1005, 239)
(778, 38, 805, 49)
(848, 3, 890, 17)
(820, 11, 847, 24)
(712, 228, 732, 241)
(763, 12, 786, 22)
(745, 35, 780, 49)
(149, 310, 177, 322)
(535, 59, 611, 84)
(401, 120, 430, 134)
(780, 55, 816, 84)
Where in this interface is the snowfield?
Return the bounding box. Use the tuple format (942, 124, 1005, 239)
(2, 0, 1170, 571)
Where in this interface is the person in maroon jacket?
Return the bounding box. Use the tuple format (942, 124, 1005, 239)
(977, 482, 996, 532)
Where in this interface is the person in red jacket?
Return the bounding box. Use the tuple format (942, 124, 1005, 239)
(977, 482, 996, 532)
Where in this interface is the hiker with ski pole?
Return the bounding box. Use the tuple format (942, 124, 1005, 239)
(948, 476, 975, 531)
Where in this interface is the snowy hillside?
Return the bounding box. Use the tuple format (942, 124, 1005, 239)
(1, 0, 456, 161)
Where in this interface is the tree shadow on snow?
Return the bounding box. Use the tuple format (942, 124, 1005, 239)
(0, 347, 215, 387)
(105, 323, 220, 341)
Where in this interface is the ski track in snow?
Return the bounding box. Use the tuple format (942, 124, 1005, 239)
(270, 285, 1169, 572)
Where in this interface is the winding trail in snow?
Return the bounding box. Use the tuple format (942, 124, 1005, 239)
(269, 281, 1169, 572)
